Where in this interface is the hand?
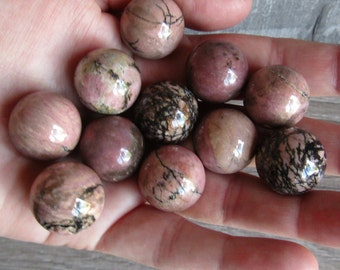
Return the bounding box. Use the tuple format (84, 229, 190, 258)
(0, 1, 339, 269)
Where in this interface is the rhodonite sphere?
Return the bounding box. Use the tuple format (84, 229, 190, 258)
(256, 127, 327, 195)
(138, 145, 206, 212)
(8, 91, 82, 160)
(244, 65, 310, 127)
(74, 48, 141, 114)
(186, 40, 248, 103)
(80, 116, 144, 182)
(30, 161, 105, 234)
(120, 0, 184, 59)
(194, 108, 257, 174)
(134, 81, 198, 144)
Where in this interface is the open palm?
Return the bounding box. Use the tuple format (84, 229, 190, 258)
(0, 1, 339, 269)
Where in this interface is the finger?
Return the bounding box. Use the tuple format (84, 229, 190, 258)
(181, 169, 340, 248)
(183, 170, 340, 248)
(180, 117, 340, 247)
(96, 0, 128, 11)
(95, 205, 318, 270)
(100, 0, 253, 30)
(136, 34, 339, 97)
(176, 0, 253, 30)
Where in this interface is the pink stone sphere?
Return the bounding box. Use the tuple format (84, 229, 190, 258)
(120, 0, 185, 59)
(186, 40, 248, 103)
(8, 91, 82, 160)
(138, 145, 205, 212)
(244, 65, 310, 127)
(30, 161, 105, 234)
(80, 116, 144, 182)
(74, 48, 141, 114)
(255, 127, 326, 195)
(133, 81, 198, 144)
(194, 108, 257, 174)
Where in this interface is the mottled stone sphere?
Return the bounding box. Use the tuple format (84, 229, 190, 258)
(30, 161, 105, 234)
(80, 116, 144, 182)
(74, 48, 141, 114)
(256, 127, 327, 195)
(194, 108, 257, 174)
(8, 91, 82, 160)
(138, 145, 206, 212)
(134, 81, 198, 144)
(186, 40, 248, 103)
(244, 65, 310, 127)
(120, 0, 184, 59)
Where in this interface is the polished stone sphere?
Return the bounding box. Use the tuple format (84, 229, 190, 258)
(256, 127, 327, 195)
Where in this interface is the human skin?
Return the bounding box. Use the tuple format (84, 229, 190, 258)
(0, 1, 339, 270)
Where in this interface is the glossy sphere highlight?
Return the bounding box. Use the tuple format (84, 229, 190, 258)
(256, 127, 327, 195)
(186, 40, 248, 103)
(138, 145, 205, 212)
(8, 91, 81, 160)
(30, 161, 105, 234)
(134, 81, 198, 143)
(80, 116, 144, 182)
(74, 48, 141, 114)
(244, 65, 310, 127)
(194, 108, 257, 174)
(120, 0, 184, 59)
